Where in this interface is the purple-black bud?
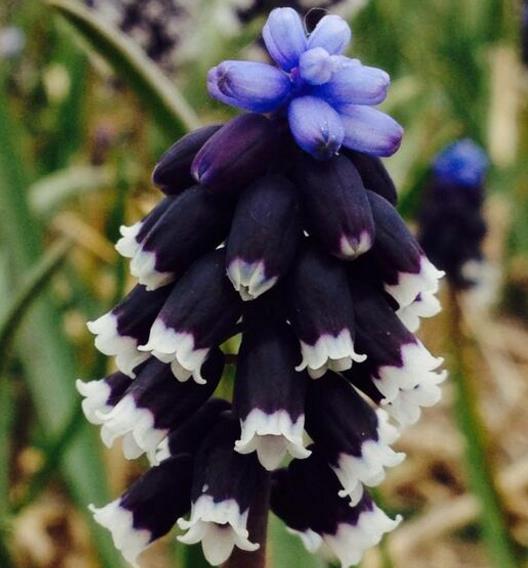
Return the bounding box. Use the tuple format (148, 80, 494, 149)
(139, 249, 243, 383)
(286, 241, 366, 379)
(293, 152, 375, 260)
(344, 149, 398, 205)
(128, 185, 233, 290)
(226, 174, 301, 301)
(152, 125, 222, 195)
(191, 113, 278, 193)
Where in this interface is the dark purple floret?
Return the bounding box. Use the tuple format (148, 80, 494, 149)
(192, 113, 279, 193)
(343, 149, 398, 205)
(152, 125, 223, 194)
(226, 173, 301, 300)
(121, 454, 193, 540)
(130, 185, 234, 290)
(293, 151, 375, 259)
(160, 398, 231, 461)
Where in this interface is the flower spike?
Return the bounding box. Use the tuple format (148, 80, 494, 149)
(79, 6, 445, 567)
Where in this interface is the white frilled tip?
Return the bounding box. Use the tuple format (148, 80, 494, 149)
(287, 527, 323, 553)
(151, 437, 171, 466)
(89, 500, 151, 568)
(396, 290, 441, 333)
(384, 255, 445, 309)
(115, 222, 143, 259)
(177, 496, 259, 566)
(332, 409, 405, 506)
(87, 312, 149, 378)
(97, 394, 167, 460)
(322, 505, 402, 567)
(374, 342, 448, 428)
(339, 231, 373, 259)
(139, 320, 209, 384)
(235, 409, 311, 471)
(76, 378, 112, 425)
(129, 248, 174, 291)
(296, 329, 367, 379)
(227, 258, 278, 301)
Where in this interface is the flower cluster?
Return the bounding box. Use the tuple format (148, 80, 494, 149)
(418, 139, 489, 290)
(208, 6, 402, 160)
(84, 0, 190, 71)
(79, 8, 446, 567)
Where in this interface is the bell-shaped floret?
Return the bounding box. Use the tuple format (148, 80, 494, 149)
(306, 371, 404, 505)
(90, 454, 193, 567)
(286, 242, 366, 379)
(234, 316, 309, 471)
(96, 353, 224, 460)
(128, 185, 233, 290)
(152, 125, 222, 195)
(293, 152, 375, 260)
(139, 249, 243, 383)
(226, 174, 301, 301)
(87, 284, 173, 376)
(177, 412, 265, 566)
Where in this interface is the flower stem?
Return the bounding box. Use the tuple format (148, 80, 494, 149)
(446, 286, 518, 568)
(224, 473, 271, 568)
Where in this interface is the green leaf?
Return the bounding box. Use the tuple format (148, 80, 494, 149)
(0, 76, 124, 568)
(29, 165, 113, 219)
(48, 0, 200, 137)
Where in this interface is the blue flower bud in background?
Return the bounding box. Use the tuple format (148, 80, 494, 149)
(418, 139, 489, 290)
(432, 139, 489, 188)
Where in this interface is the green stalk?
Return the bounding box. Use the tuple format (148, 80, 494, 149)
(447, 286, 518, 568)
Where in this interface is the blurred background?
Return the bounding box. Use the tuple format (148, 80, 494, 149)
(0, 0, 527, 566)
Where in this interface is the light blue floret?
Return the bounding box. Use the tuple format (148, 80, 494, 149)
(207, 7, 403, 160)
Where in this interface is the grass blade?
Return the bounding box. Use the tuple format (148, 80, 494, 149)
(0, 239, 72, 362)
(47, 0, 200, 136)
(0, 76, 124, 568)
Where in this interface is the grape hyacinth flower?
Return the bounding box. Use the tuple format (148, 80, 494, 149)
(85, 0, 192, 71)
(418, 139, 489, 290)
(81, 7, 446, 567)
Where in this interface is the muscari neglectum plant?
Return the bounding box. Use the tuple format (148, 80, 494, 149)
(77, 7, 447, 567)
